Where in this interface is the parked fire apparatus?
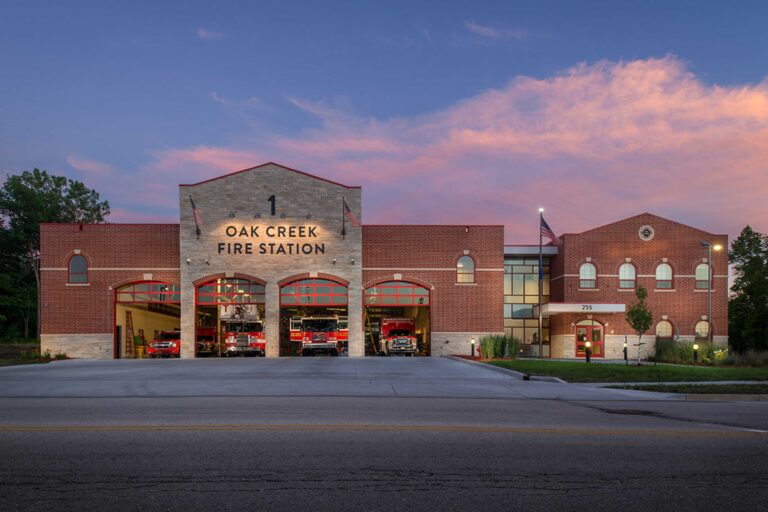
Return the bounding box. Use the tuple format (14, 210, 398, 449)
(147, 330, 181, 358)
(221, 305, 266, 357)
(379, 317, 418, 356)
(290, 316, 348, 356)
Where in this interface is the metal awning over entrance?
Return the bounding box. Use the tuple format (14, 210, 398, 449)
(537, 303, 626, 317)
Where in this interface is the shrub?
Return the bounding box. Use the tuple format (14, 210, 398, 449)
(479, 335, 518, 359)
(722, 350, 768, 367)
(654, 340, 717, 365)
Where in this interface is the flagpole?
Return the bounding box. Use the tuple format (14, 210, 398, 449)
(538, 208, 544, 359)
(341, 197, 346, 240)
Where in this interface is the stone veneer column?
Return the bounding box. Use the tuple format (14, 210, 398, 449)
(265, 282, 280, 358)
(180, 279, 195, 359)
(347, 281, 364, 357)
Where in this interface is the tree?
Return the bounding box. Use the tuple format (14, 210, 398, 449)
(625, 286, 653, 364)
(0, 169, 110, 340)
(728, 226, 768, 352)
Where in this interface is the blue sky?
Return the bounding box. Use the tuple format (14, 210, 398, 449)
(1, 0, 767, 241)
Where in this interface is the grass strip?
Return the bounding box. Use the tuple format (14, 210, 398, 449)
(608, 383, 768, 394)
(487, 360, 768, 383)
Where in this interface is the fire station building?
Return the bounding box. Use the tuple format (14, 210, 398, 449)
(39, 163, 728, 360)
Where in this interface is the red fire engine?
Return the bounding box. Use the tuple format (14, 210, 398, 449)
(290, 316, 348, 356)
(379, 317, 418, 356)
(222, 319, 265, 357)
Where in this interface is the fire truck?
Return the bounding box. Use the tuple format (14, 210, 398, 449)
(221, 305, 265, 357)
(290, 316, 348, 356)
(379, 317, 418, 356)
(147, 330, 181, 358)
(222, 320, 265, 356)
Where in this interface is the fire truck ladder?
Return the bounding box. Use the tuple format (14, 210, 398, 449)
(364, 308, 378, 355)
(125, 310, 135, 358)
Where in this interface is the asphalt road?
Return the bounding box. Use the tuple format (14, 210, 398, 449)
(1, 358, 766, 511)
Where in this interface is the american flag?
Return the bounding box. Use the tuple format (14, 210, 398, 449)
(540, 215, 556, 242)
(343, 198, 361, 227)
(189, 195, 202, 237)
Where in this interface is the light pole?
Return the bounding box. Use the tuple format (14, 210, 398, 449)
(700, 241, 723, 345)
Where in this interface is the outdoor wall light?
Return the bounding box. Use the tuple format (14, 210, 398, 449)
(350, 258, 355, 264)
(332, 258, 337, 265)
(205, 259, 210, 265)
(186, 258, 191, 265)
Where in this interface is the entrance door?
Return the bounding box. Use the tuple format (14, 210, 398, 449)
(575, 324, 603, 358)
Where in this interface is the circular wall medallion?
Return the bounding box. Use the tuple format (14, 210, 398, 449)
(638, 225, 655, 241)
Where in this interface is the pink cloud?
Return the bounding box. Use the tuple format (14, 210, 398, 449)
(66, 154, 116, 176)
(81, 57, 768, 244)
(196, 27, 223, 40)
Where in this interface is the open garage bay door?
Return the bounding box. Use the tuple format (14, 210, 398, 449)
(364, 281, 431, 356)
(115, 281, 181, 359)
(195, 278, 266, 357)
(280, 278, 348, 356)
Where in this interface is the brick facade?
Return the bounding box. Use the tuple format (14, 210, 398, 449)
(40, 223, 180, 357)
(363, 225, 505, 355)
(548, 213, 728, 358)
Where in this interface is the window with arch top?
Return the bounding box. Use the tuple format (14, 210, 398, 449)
(655, 263, 673, 289)
(456, 255, 475, 283)
(619, 263, 636, 289)
(695, 320, 710, 340)
(656, 320, 673, 339)
(695, 263, 710, 289)
(68, 254, 88, 284)
(579, 263, 596, 288)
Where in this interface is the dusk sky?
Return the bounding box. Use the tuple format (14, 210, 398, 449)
(2, 0, 767, 243)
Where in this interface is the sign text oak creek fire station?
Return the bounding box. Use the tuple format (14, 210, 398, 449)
(217, 224, 326, 255)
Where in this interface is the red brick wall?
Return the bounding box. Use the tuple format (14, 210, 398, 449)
(40, 224, 181, 334)
(549, 214, 728, 337)
(362, 225, 504, 332)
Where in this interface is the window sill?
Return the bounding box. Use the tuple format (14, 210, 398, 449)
(66, 283, 91, 287)
(694, 289, 716, 292)
(577, 288, 600, 291)
(654, 289, 676, 292)
(455, 282, 477, 286)
(616, 288, 636, 292)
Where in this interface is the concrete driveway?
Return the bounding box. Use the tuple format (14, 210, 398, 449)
(0, 356, 671, 401)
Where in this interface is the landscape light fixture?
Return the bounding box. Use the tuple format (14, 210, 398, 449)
(470, 337, 476, 357)
(700, 241, 723, 344)
(585, 340, 592, 364)
(623, 341, 628, 366)
(693, 343, 700, 365)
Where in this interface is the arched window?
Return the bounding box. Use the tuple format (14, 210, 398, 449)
(579, 263, 596, 288)
(695, 263, 710, 289)
(456, 256, 475, 283)
(656, 320, 673, 339)
(695, 321, 709, 340)
(619, 263, 636, 289)
(68, 254, 88, 284)
(655, 263, 673, 289)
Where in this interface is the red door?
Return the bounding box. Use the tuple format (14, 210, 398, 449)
(575, 325, 604, 358)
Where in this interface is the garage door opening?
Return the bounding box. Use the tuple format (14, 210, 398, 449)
(364, 281, 431, 356)
(195, 277, 266, 357)
(279, 278, 348, 356)
(114, 281, 180, 359)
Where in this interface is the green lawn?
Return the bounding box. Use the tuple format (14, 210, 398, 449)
(0, 358, 50, 367)
(487, 360, 768, 383)
(608, 383, 768, 394)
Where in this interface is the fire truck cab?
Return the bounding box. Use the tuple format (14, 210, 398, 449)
(222, 320, 265, 357)
(380, 317, 418, 356)
(290, 316, 348, 356)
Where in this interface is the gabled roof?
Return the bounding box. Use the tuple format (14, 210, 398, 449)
(178, 161, 361, 189)
(559, 212, 722, 238)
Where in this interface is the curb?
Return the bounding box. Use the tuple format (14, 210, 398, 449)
(684, 394, 768, 402)
(445, 356, 566, 383)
